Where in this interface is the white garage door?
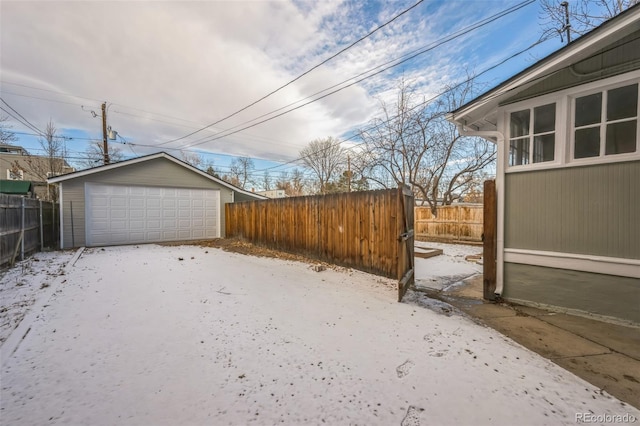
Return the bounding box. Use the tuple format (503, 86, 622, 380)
(85, 183, 220, 247)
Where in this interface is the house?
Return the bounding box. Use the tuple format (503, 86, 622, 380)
(447, 6, 640, 324)
(0, 143, 74, 200)
(257, 189, 287, 198)
(48, 152, 266, 249)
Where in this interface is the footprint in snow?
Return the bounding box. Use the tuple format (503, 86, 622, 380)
(396, 360, 414, 378)
(401, 405, 424, 426)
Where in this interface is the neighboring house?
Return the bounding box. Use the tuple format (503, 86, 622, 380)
(447, 6, 640, 325)
(257, 189, 287, 198)
(48, 152, 267, 249)
(0, 143, 74, 200)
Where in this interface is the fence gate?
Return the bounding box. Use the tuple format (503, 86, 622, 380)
(397, 185, 415, 302)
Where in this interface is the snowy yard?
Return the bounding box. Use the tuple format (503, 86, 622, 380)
(1, 244, 637, 425)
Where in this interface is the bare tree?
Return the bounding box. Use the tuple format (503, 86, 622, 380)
(261, 170, 272, 191)
(15, 120, 70, 201)
(226, 156, 254, 190)
(299, 137, 346, 194)
(358, 79, 495, 215)
(78, 141, 125, 170)
(181, 151, 204, 168)
(0, 114, 18, 145)
(276, 169, 306, 196)
(205, 164, 219, 178)
(180, 151, 216, 175)
(539, 0, 639, 41)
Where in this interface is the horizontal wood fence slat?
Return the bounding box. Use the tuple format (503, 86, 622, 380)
(226, 188, 410, 281)
(0, 194, 59, 268)
(415, 204, 483, 242)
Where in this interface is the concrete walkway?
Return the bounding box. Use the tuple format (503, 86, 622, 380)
(416, 275, 640, 409)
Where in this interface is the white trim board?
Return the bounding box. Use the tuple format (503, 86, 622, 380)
(504, 248, 640, 278)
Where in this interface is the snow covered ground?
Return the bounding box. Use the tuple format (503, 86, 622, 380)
(0, 250, 76, 344)
(414, 241, 482, 291)
(1, 244, 638, 425)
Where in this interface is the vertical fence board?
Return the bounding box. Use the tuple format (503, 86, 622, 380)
(226, 188, 410, 281)
(1, 194, 59, 267)
(415, 204, 483, 242)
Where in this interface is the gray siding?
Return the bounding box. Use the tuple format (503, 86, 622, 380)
(234, 191, 262, 203)
(59, 158, 236, 248)
(504, 262, 640, 324)
(505, 161, 640, 259)
(502, 30, 640, 105)
(60, 180, 87, 248)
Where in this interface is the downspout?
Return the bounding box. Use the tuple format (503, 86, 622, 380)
(456, 124, 505, 296)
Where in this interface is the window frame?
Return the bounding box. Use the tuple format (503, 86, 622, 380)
(501, 72, 640, 173)
(7, 169, 24, 180)
(570, 82, 639, 163)
(504, 98, 561, 171)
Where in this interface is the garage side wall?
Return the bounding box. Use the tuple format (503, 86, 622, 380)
(59, 158, 234, 248)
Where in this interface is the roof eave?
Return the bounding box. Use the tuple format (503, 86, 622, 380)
(448, 5, 640, 127)
(47, 152, 267, 200)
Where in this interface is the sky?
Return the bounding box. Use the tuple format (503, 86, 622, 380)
(1, 0, 565, 179)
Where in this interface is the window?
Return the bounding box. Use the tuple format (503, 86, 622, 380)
(7, 169, 24, 180)
(574, 83, 638, 159)
(509, 103, 556, 166)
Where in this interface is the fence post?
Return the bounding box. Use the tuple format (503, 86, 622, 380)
(483, 180, 497, 300)
(54, 202, 58, 249)
(39, 199, 44, 251)
(20, 197, 25, 261)
(70, 200, 75, 248)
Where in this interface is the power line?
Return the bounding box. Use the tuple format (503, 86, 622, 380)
(2, 0, 547, 178)
(458, 32, 640, 114)
(174, 0, 536, 151)
(158, 0, 426, 146)
(0, 90, 98, 109)
(10, 130, 96, 141)
(1, 80, 104, 103)
(0, 98, 45, 136)
(254, 31, 554, 173)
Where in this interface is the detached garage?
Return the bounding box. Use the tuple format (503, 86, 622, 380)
(48, 152, 265, 249)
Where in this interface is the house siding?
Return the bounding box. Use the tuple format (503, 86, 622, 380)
(59, 158, 235, 248)
(504, 160, 640, 260)
(503, 262, 640, 324)
(60, 180, 87, 248)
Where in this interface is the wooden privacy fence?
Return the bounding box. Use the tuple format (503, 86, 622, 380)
(0, 194, 59, 268)
(226, 186, 415, 301)
(415, 204, 483, 243)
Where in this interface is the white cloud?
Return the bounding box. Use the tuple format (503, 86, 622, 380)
(0, 0, 551, 168)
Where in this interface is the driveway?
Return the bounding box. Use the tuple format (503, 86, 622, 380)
(1, 244, 637, 425)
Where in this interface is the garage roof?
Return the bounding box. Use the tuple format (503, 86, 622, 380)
(47, 152, 267, 200)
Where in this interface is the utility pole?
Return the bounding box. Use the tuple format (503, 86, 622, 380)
(101, 102, 110, 165)
(561, 1, 571, 44)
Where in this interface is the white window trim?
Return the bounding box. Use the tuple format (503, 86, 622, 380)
(504, 248, 640, 279)
(7, 169, 24, 180)
(501, 70, 640, 173)
(503, 94, 565, 173)
(569, 80, 639, 166)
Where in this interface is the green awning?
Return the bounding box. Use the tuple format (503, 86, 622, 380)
(0, 180, 33, 195)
